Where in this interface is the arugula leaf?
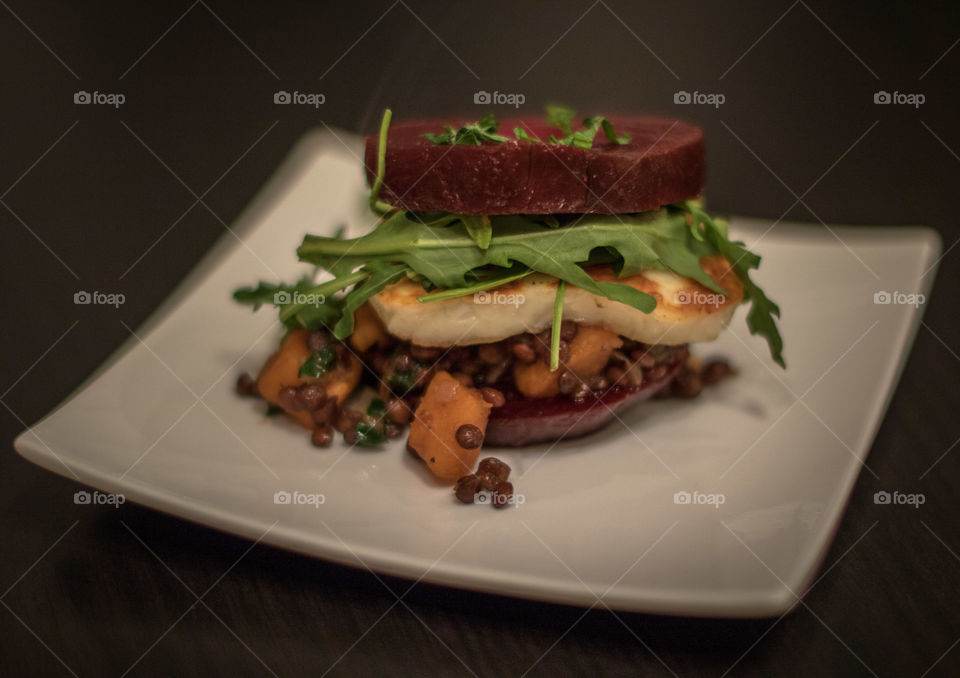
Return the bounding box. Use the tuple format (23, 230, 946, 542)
(295, 206, 784, 366)
(234, 276, 346, 329)
(287, 298, 343, 331)
(332, 262, 409, 340)
(679, 204, 785, 368)
(421, 114, 508, 145)
(276, 271, 366, 327)
(298, 210, 726, 313)
(234, 263, 401, 335)
(462, 214, 492, 250)
(233, 280, 300, 310)
(299, 345, 336, 378)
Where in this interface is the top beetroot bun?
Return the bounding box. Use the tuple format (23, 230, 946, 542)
(363, 116, 704, 215)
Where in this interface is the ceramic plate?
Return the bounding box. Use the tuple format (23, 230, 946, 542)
(14, 129, 940, 617)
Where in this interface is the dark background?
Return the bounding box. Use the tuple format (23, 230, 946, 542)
(2, 1, 959, 675)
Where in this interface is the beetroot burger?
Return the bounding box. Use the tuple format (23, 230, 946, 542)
(235, 106, 783, 483)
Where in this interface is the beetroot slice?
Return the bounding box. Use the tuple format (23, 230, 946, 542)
(363, 116, 704, 215)
(483, 359, 682, 447)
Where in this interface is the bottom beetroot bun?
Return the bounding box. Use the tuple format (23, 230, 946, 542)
(485, 358, 682, 446)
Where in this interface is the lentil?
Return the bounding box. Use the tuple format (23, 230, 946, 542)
(455, 424, 484, 450)
(477, 457, 510, 482)
(454, 474, 480, 503)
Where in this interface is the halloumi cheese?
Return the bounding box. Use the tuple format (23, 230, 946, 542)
(369, 255, 743, 346)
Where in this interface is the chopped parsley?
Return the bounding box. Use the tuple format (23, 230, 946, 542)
(298, 345, 336, 378)
(421, 113, 508, 145)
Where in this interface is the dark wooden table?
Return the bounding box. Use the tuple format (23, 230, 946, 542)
(3, 2, 959, 675)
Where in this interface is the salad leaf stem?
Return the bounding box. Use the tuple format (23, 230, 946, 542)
(417, 265, 532, 303)
(550, 280, 567, 371)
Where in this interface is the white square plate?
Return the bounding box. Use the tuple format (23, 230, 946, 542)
(15, 129, 940, 617)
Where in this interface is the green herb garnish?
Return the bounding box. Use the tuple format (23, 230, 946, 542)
(514, 104, 632, 149)
(298, 345, 336, 378)
(421, 113, 508, 146)
(546, 103, 575, 135)
(354, 422, 387, 446)
(367, 398, 387, 418)
(390, 368, 421, 391)
(513, 127, 540, 143)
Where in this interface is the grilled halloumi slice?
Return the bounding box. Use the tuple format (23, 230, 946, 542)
(369, 255, 743, 346)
